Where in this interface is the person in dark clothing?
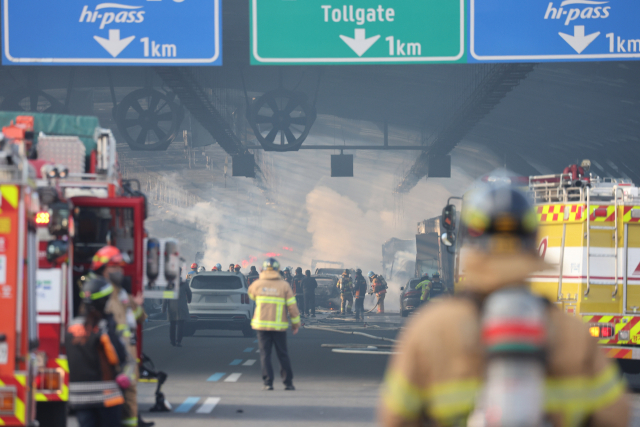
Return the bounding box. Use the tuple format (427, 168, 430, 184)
(292, 267, 305, 317)
(66, 277, 131, 427)
(353, 269, 368, 321)
(247, 266, 260, 285)
(301, 270, 318, 317)
(162, 280, 192, 347)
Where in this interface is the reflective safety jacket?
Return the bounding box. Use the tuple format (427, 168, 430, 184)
(248, 270, 301, 331)
(379, 250, 629, 427)
(337, 276, 353, 294)
(415, 280, 431, 301)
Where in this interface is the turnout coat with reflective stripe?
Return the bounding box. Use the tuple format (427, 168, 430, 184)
(379, 251, 629, 427)
(248, 270, 300, 331)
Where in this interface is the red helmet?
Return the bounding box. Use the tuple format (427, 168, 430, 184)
(91, 246, 127, 271)
(212, 266, 218, 271)
(191, 263, 198, 269)
(234, 264, 241, 269)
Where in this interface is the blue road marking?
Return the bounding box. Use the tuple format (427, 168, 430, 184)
(175, 397, 200, 413)
(207, 373, 226, 382)
(229, 359, 243, 366)
(243, 348, 253, 353)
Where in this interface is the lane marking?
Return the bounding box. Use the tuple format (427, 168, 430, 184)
(224, 373, 242, 382)
(242, 359, 256, 366)
(207, 373, 226, 382)
(196, 397, 221, 414)
(143, 323, 169, 332)
(175, 397, 200, 413)
(229, 359, 243, 366)
(243, 347, 253, 353)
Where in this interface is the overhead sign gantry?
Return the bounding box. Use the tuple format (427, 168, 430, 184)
(2, 0, 222, 65)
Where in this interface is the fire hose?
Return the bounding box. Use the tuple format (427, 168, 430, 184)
(303, 325, 397, 343)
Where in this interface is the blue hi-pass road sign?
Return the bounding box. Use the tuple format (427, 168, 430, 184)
(470, 0, 640, 62)
(2, 0, 221, 66)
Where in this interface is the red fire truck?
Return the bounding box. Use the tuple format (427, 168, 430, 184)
(0, 112, 150, 427)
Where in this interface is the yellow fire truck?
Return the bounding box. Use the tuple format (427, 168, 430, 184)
(529, 172, 640, 373)
(446, 170, 640, 374)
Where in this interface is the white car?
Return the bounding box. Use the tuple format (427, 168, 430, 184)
(184, 272, 255, 337)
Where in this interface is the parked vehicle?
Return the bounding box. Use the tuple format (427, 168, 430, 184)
(400, 278, 423, 317)
(185, 272, 255, 337)
(313, 275, 340, 309)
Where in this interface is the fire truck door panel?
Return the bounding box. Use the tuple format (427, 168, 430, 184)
(0, 185, 19, 375)
(580, 284, 622, 313)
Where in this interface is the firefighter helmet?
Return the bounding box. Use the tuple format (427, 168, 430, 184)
(81, 276, 113, 313)
(368, 271, 375, 278)
(263, 258, 281, 271)
(215, 263, 222, 270)
(432, 272, 440, 279)
(235, 264, 241, 269)
(212, 266, 218, 271)
(295, 267, 302, 274)
(191, 263, 198, 269)
(356, 268, 362, 274)
(91, 246, 128, 272)
(462, 185, 538, 254)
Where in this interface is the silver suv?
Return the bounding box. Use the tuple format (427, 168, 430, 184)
(184, 272, 255, 337)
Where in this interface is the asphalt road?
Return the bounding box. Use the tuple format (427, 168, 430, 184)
(134, 312, 400, 427)
(65, 309, 640, 426)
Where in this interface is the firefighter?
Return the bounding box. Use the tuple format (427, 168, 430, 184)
(234, 264, 242, 273)
(369, 271, 387, 314)
(91, 246, 152, 427)
(248, 258, 300, 391)
(247, 266, 260, 285)
(302, 270, 318, 317)
(186, 263, 198, 280)
(66, 277, 131, 427)
(415, 273, 431, 304)
(337, 270, 354, 315)
(353, 269, 368, 321)
(292, 267, 305, 317)
(379, 185, 629, 426)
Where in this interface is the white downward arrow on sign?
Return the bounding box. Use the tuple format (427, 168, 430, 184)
(94, 29, 135, 58)
(559, 25, 600, 54)
(339, 29, 380, 57)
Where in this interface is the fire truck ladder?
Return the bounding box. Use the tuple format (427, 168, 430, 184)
(585, 186, 622, 298)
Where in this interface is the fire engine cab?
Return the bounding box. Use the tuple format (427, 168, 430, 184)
(0, 112, 149, 427)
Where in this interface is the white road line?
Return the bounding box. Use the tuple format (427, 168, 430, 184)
(196, 397, 221, 414)
(242, 359, 256, 366)
(143, 323, 168, 332)
(224, 373, 242, 382)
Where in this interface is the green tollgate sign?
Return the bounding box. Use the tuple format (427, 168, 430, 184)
(251, 0, 465, 64)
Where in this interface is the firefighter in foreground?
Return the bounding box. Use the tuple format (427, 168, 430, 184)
(415, 273, 431, 304)
(66, 277, 130, 427)
(248, 258, 300, 391)
(379, 185, 629, 426)
(92, 246, 151, 427)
